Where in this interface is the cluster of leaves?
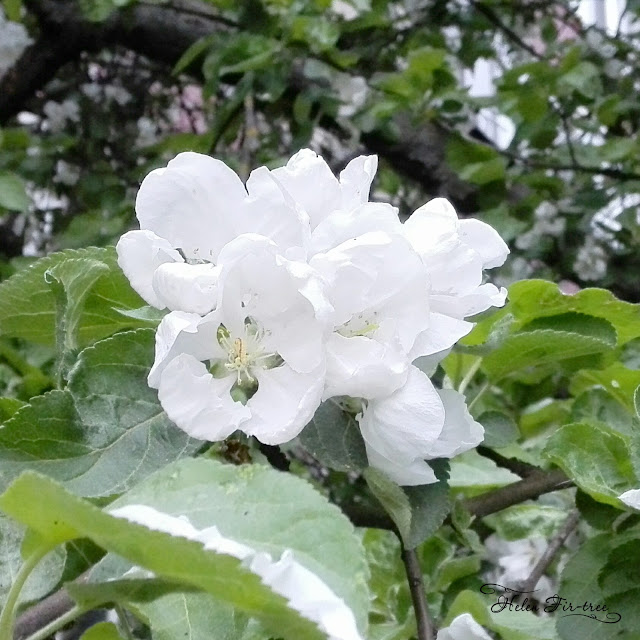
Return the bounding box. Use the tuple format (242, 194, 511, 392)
(0, 240, 638, 639)
(3, 0, 640, 299)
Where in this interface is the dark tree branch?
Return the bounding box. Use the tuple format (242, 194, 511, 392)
(465, 469, 572, 519)
(0, 0, 498, 214)
(517, 508, 580, 595)
(401, 548, 436, 640)
(13, 571, 89, 640)
(476, 446, 539, 478)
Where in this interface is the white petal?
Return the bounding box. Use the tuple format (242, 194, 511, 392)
(243, 364, 325, 444)
(135, 152, 247, 261)
(116, 230, 183, 308)
(430, 284, 507, 320)
(249, 550, 362, 640)
(157, 353, 249, 441)
(459, 218, 509, 269)
(428, 389, 484, 458)
(309, 202, 402, 256)
(436, 614, 493, 640)
(148, 311, 223, 388)
(218, 237, 331, 373)
(271, 149, 341, 228)
(365, 446, 438, 486)
(109, 506, 363, 640)
(409, 312, 473, 360)
(357, 366, 445, 463)
(152, 262, 220, 314)
(620, 489, 640, 510)
(338, 154, 378, 211)
(241, 166, 310, 253)
(323, 333, 408, 400)
(403, 198, 460, 259)
(311, 231, 429, 351)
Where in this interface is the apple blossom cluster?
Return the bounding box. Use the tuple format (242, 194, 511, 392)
(116, 150, 509, 485)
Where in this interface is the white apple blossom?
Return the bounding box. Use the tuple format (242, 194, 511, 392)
(310, 230, 430, 400)
(619, 489, 640, 510)
(484, 534, 556, 603)
(403, 197, 509, 359)
(436, 613, 492, 640)
(0, 9, 31, 79)
(357, 367, 484, 485)
(267, 150, 509, 357)
(117, 151, 309, 313)
(109, 504, 363, 640)
(148, 235, 331, 444)
(116, 149, 509, 483)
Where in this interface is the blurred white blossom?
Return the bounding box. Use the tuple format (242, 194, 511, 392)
(110, 504, 363, 640)
(0, 9, 31, 79)
(573, 236, 607, 281)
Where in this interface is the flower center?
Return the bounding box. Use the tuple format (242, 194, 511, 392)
(337, 311, 380, 338)
(214, 320, 282, 392)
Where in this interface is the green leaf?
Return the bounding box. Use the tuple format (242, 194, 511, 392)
(0, 247, 145, 346)
(108, 458, 369, 634)
(544, 422, 637, 506)
(570, 363, 640, 413)
(130, 589, 247, 640)
(0, 397, 25, 422)
(556, 535, 618, 640)
(481, 314, 617, 380)
(484, 504, 568, 540)
(364, 467, 411, 543)
(0, 172, 29, 212)
(0, 461, 369, 640)
(2, 0, 22, 21)
(299, 400, 367, 472)
(449, 450, 519, 490)
(0, 330, 198, 497)
(466, 281, 640, 348)
(364, 462, 450, 549)
(0, 512, 66, 610)
(45, 257, 110, 379)
(478, 411, 519, 448)
(599, 539, 640, 634)
(71, 580, 248, 640)
(570, 388, 636, 438)
(446, 589, 559, 640)
(81, 622, 126, 640)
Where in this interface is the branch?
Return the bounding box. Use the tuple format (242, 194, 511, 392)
(476, 446, 539, 478)
(465, 468, 572, 518)
(517, 508, 580, 595)
(13, 571, 89, 640)
(0, 0, 503, 214)
(401, 548, 436, 640)
(471, 0, 544, 60)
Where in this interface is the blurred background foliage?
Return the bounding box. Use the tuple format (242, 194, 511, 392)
(1, 0, 640, 302)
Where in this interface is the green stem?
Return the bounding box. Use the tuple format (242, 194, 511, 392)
(22, 605, 85, 640)
(0, 548, 48, 640)
(468, 380, 490, 412)
(457, 357, 482, 396)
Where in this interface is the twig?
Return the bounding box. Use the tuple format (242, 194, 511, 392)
(401, 548, 436, 640)
(476, 446, 539, 478)
(258, 443, 290, 472)
(517, 508, 580, 595)
(471, 0, 544, 60)
(13, 571, 89, 640)
(465, 469, 572, 518)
